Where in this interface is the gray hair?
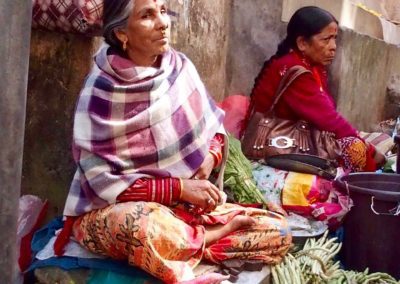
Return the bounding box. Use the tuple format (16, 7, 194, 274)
(103, 0, 135, 49)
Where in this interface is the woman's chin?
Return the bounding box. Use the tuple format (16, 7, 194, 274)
(323, 58, 335, 65)
(158, 44, 170, 54)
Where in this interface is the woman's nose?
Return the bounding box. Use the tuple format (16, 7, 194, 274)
(156, 12, 169, 30)
(330, 39, 337, 51)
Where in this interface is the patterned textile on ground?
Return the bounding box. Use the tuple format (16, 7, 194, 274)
(73, 202, 292, 283)
(32, 0, 103, 35)
(359, 131, 395, 155)
(252, 163, 352, 230)
(337, 136, 378, 172)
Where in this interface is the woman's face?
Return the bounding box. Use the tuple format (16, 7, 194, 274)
(299, 21, 338, 66)
(119, 0, 170, 66)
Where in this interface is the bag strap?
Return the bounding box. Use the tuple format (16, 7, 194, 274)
(267, 65, 311, 114)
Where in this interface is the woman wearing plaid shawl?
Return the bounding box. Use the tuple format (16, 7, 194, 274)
(55, 0, 291, 282)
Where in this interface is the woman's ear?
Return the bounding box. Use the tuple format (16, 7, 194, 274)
(296, 36, 307, 52)
(114, 29, 128, 45)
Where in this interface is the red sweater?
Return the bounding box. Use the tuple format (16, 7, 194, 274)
(250, 51, 357, 139)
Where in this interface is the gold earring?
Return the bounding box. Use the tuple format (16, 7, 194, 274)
(122, 40, 127, 51)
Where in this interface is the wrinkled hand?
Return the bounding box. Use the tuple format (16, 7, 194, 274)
(181, 179, 223, 213)
(192, 154, 215, 180)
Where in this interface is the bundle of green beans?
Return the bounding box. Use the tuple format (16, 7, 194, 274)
(272, 231, 399, 284)
(223, 135, 267, 205)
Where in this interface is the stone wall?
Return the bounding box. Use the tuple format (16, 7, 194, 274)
(22, 0, 231, 216)
(330, 28, 400, 130)
(22, 31, 101, 217)
(226, 0, 286, 97)
(169, 0, 231, 102)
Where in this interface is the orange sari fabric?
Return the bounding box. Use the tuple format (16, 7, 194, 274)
(73, 202, 291, 283)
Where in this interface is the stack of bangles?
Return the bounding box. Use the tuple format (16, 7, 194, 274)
(209, 134, 224, 168)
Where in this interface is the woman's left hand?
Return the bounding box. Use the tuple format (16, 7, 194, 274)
(192, 153, 215, 180)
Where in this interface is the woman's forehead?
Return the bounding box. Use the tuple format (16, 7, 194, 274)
(133, 0, 166, 12)
(318, 22, 338, 35)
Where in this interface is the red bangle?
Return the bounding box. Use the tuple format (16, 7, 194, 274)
(209, 150, 222, 168)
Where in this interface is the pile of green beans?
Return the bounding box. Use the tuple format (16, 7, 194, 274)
(271, 231, 399, 284)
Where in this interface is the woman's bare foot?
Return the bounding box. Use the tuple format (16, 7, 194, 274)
(204, 215, 256, 246)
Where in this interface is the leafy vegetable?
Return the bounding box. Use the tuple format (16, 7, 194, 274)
(224, 135, 267, 205)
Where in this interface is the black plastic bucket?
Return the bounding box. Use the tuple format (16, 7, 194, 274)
(334, 173, 400, 279)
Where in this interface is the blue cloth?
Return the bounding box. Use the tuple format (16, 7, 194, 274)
(88, 270, 162, 284)
(28, 217, 159, 282)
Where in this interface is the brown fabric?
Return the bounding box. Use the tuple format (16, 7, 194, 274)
(241, 65, 341, 161)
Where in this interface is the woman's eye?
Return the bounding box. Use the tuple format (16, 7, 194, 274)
(142, 12, 152, 19)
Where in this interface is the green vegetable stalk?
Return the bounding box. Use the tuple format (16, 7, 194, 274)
(224, 135, 267, 205)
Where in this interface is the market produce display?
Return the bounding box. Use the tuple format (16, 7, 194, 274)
(224, 135, 267, 205)
(271, 231, 399, 284)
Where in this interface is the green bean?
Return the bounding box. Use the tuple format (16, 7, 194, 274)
(271, 266, 280, 284)
(276, 264, 287, 284)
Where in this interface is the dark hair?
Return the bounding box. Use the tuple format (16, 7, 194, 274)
(102, 0, 134, 49)
(277, 6, 337, 56)
(250, 6, 337, 97)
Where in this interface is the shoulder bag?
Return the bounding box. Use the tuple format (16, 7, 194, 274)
(241, 65, 341, 161)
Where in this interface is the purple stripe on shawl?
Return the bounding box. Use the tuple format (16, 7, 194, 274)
(183, 148, 204, 171)
(74, 176, 108, 214)
(94, 76, 114, 92)
(89, 95, 111, 118)
(126, 151, 159, 169)
(124, 100, 149, 120)
(171, 106, 193, 144)
(167, 55, 179, 85)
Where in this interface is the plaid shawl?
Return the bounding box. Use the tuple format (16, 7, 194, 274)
(64, 44, 224, 216)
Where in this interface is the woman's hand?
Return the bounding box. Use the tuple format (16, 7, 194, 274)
(192, 153, 215, 180)
(180, 179, 223, 212)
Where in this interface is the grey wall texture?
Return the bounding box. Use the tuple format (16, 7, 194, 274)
(226, 0, 286, 97)
(22, 31, 101, 217)
(169, 0, 230, 102)
(330, 28, 400, 131)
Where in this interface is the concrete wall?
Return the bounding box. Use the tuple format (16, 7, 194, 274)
(330, 28, 400, 130)
(22, 31, 101, 217)
(169, 0, 231, 102)
(22, 0, 231, 216)
(226, 0, 286, 97)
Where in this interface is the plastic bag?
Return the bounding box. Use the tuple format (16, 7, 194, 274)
(16, 195, 48, 282)
(218, 94, 250, 139)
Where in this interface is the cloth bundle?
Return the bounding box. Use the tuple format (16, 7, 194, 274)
(252, 163, 352, 229)
(32, 0, 103, 35)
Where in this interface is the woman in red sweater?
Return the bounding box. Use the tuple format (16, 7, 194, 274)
(246, 6, 383, 172)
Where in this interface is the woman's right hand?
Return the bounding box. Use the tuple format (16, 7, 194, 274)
(180, 179, 223, 213)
